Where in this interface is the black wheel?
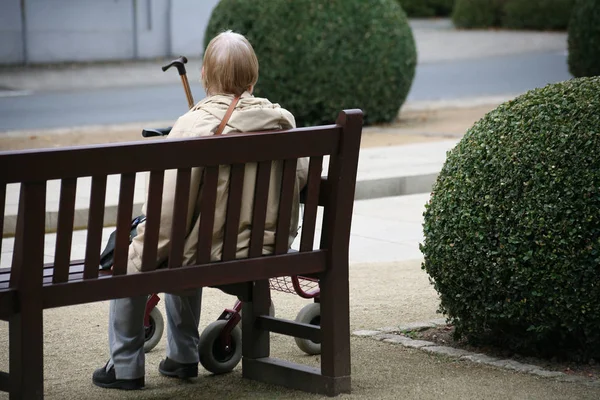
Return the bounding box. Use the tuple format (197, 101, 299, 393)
(143, 307, 164, 353)
(198, 320, 242, 374)
(294, 303, 321, 355)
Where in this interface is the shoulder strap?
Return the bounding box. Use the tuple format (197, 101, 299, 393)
(214, 95, 241, 136)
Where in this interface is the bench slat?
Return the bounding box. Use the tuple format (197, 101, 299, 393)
(9, 186, 25, 287)
(0, 183, 5, 267)
(222, 164, 245, 262)
(0, 289, 16, 320)
(113, 173, 136, 275)
(42, 250, 327, 309)
(300, 157, 322, 252)
(256, 315, 321, 342)
(249, 161, 271, 257)
(197, 166, 218, 264)
(242, 357, 350, 396)
(53, 178, 77, 283)
(275, 159, 297, 255)
(83, 175, 106, 279)
(0, 127, 340, 184)
(0, 370, 9, 392)
(168, 168, 191, 269)
(141, 170, 164, 272)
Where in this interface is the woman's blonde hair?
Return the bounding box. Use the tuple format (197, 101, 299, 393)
(201, 30, 259, 96)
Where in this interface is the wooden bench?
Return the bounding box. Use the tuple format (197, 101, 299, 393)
(0, 109, 362, 399)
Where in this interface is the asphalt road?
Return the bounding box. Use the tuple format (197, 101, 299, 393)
(0, 52, 571, 132)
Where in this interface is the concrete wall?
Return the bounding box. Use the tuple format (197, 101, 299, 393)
(0, 0, 24, 64)
(25, 0, 134, 63)
(0, 0, 220, 64)
(171, 0, 220, 58)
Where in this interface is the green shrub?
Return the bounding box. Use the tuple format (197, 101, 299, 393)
(421, 77, 600, 360)
(568, 0, 600, 77)
(452, 0, 504, 29)
(398, 0, 455, 17)
(453, 0, 574, 30)
(204, 0, 417, 126)
(503, 0, 575, 30)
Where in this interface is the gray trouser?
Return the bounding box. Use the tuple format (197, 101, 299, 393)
(106, 289, 203, 379)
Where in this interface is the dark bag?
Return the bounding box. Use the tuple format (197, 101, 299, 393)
(99, 215, 146, 270)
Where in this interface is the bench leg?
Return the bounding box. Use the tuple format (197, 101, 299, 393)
(241, 280, 271, 361)
(10, 182, 45, 399)
(318, 259, 352, 395)
(10, 309, 44, 399)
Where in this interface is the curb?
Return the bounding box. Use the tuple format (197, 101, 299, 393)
(353, 321, 600, 388)
(400, 95, 514, 112)
(2, 172, 440, 237)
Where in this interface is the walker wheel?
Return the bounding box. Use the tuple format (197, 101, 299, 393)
(143, 307, 164, 353)
(294, 303, 321, 355)
(198, 320, 242, 374)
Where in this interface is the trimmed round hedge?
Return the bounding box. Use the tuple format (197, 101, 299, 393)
(568, 0, 600, 77)
(503, 0, 574, 30)
(421, 77, 600, 360)
(204, 0, 417, 126)
(453, 0, 574, 30)
(398, 0, 454, 18)
(452, 0, 503, 29)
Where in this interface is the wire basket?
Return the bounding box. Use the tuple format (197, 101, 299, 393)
(269, 275, 319, 299)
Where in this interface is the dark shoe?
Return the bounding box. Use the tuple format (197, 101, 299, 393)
(159, 357, 198, 379)
(92, 362, 145, 390)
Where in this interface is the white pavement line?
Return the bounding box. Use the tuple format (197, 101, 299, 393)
(353, 322, 600, 387)
(401, 95, 516, 112)
(0, 90, 32, 98)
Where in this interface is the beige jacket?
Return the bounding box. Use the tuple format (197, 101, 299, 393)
(127, 92, 309, 273)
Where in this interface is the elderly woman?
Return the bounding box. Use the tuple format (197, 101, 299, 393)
(93, 31, 308, 390)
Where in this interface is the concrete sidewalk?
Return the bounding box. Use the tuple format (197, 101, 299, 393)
(2, 139, 459, 236)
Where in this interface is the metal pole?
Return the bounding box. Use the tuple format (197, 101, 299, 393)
(166, 0, 172, 57)
(132, 0, 139, 59)
(20, 0, 28, 65)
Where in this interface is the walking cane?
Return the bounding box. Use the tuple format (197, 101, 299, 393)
(162, 56, 195, 109)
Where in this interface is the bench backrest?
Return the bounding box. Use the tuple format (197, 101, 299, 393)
(0, 110, 362, 312)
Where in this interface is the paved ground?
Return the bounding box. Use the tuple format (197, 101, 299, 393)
(1, 194, 599, 399)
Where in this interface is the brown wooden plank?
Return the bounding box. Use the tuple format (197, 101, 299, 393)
(249, 161, 271, 258)
(242, 357, 351, 396)
(0, 184, 4, 267)
(53, 178, 77, 284)
(10, 181, 46, 399)
(255, 315, 321, 342)
(112, 173, 136, 276)
(141, 170, 164, 272)
(0, 289, 16, 320)
(0, 370, 9, 392)
(319, 110, 362, 379)
(242, 279, 271, 359)
(168, 168, 191, 269)
(9, 185, 25, 287)
(222, 164, 245, 262)
(42, 250, 327, 309)
(299, 157, 322, 252)
(0, 126, 340, 184)
(83, 175, 107, 279)
(196, 166, 218, 265)
(274, 159, 297, 255)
